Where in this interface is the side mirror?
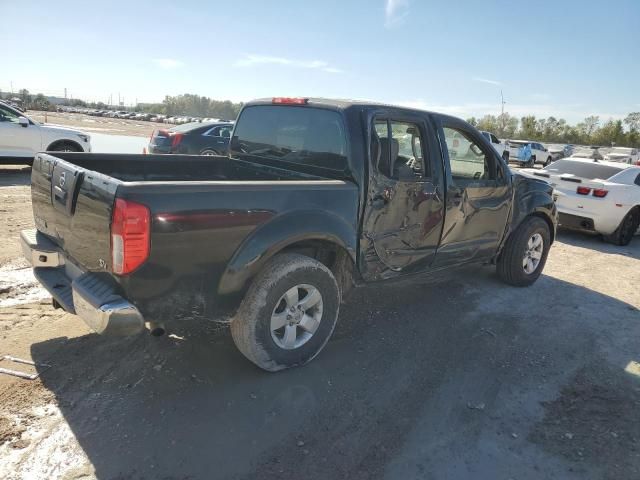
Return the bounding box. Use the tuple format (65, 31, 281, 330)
(18, 116, 29, 128)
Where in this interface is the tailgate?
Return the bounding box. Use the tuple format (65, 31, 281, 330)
(31, 153, 118, 271)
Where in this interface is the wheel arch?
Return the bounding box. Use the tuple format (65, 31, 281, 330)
(529, 211, 556, 244)
(217, 211, 358, 297)
(46, 139, 83, 152)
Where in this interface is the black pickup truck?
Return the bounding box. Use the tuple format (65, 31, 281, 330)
(22, 98, 557, 371)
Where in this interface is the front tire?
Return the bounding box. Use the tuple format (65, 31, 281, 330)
(497, 216, 551, 287)
(544, 156, 552, 167)
(230, 253, 340, 372)
(603, 209, 639, 246)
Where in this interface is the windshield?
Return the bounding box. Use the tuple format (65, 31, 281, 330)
(231, 105, 348, 171)
(543, 159, 625, 179)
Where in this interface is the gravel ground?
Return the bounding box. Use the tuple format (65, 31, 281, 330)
(28, 111, 159, 138)
(0, 168, 639, 480)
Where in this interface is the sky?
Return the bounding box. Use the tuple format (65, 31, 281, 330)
(2, 0, 639, 123)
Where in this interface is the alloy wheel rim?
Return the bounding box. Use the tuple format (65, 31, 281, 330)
(270, 284, 323, 350)
(523, 233, 543, 274)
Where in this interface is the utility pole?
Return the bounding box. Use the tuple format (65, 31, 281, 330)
(500, 89, 507, 136)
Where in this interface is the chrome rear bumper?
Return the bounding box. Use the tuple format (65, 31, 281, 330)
(20, 229, 144, 336)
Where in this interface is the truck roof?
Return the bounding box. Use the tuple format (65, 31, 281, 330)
(245, 97, 457, 121)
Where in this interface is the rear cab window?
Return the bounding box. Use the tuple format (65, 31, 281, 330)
(230, 105, 348, 173)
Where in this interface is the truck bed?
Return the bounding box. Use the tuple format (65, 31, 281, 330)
(47, 152, 317, 182)
(29, 152, 359, 323)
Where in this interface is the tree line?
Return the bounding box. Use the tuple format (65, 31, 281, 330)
(1, 90, 244, 120)
(138, 94, 242, 119)
(3, 88, 638, 147)
(466, 112, 640, 147)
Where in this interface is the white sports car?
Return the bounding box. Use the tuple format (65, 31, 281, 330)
(522, 156, 640, 245)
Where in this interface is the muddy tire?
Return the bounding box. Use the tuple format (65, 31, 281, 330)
(230, 253, 340, 372)
(603, 209, 639, 246)
(497, 216, 551, 287)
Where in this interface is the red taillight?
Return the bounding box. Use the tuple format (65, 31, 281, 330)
(170, 132, 183, 147)
(592, 188, 608, 198)
(111, 199, 150, 275)
(576, 186, 591, 195)
(272, 97, 308, 105)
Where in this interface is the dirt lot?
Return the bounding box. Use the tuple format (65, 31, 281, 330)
(28, 111, 158, 138)
(0, 168, 639, 479)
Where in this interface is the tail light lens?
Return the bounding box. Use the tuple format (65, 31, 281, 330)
(576, 186, 591, 195)
(170, 132, 183, 147)
(111, 199, 150, 275)
(592, 188, 608, 198)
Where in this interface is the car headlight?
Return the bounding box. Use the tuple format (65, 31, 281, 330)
(77, 133, 90, 142)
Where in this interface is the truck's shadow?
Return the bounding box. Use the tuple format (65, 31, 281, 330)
(30, 270, 640, 480)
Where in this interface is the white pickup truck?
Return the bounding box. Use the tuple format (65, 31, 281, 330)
(0, 101, 92, 165)
(507, 140, 553, 167)
(481, 131, 509, 161)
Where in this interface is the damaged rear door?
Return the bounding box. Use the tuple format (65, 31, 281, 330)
(361, 112, 445, 280)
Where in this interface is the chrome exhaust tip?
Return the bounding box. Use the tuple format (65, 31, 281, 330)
(147, 321, 166, 337)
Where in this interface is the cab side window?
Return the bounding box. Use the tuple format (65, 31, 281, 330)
(372, 119, 427, 181)
(442, 126, 495, 181)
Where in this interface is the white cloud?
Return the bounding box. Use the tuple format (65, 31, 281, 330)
(385, 0, 409, 28)
(233, 54, 342, 73)
(472, 77, 503, 87)
(152, 58, 184, 69)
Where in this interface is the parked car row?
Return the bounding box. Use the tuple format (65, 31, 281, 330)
(479, 132, 639, 168)
(58, 106, 231, 125)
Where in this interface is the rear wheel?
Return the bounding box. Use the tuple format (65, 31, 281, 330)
(230, 253, 340, 372)
(603, 209, 640, 246)
(200, 149, 218, 156)
(502, 152, 509, 163)
(544, 156, 552, 167)
(497, 216, 551, 286)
